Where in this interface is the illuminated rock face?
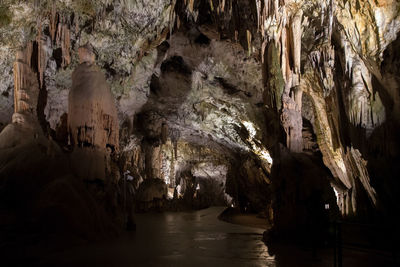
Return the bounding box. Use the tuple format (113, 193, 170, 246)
(0, 44, 45, 150)
(241, 0, 396, 214)
(68, 45, 119, 151)
(12, 44, 39, 126)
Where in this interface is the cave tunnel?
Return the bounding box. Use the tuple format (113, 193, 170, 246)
(0, 0, 399, 266)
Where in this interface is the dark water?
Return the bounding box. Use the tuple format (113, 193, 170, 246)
(39, 207, 275, 267)
(21, 207, 396, 267)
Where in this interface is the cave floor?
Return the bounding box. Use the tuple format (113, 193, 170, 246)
(18, 207, 397, 267)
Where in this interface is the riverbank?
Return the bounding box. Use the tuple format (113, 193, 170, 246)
(218, 207, 270, 230)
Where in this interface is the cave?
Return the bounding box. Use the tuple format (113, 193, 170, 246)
(0, 1, 399, 266)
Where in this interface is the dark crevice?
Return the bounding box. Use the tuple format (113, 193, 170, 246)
(215, 77, 240, 95)
(160, 56, 192, 75)
(52, 48, 63, 69)
(103, 62, 117, 79)
(195, 33, 211, 45)
(149, 74, 161, 95)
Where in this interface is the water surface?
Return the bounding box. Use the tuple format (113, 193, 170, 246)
(40, 207, 275, 266)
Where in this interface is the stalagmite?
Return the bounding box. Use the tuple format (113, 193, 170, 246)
(68, 44, 119, 151)
(49, 3, 57, 42)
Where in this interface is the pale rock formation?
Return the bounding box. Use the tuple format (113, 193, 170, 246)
(258, 0, 305, 152)
(68, 44, 119, 151)
(13, 45, 38, 118)
(251, 0, 400, 216)
(0, 48, 13, 129)
(0, 44, 51, 151)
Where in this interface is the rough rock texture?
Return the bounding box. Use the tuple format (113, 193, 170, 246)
(137, 178, 168, 202)
(0, 48, 14, 130)
(130, 29, 273, 212)
(1, 0, 400, 244)
(68, 45, 119, 150)
(0, 51, 123, 265)
(246, 0, 400, 220)
(12, 45, 39, 122)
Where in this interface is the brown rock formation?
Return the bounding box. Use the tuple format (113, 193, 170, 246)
(12, 44, 39, 126)
(68, 44, 119, 151)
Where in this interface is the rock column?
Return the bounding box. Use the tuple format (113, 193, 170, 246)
(68, 44, 119, 151)
(68, 44, 119, 181)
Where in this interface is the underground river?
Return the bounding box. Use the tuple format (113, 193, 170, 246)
(18, 207, 393, 267)
(38, 207, 275, 266)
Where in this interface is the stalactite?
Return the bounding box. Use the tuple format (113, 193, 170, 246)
(169, 0, 177, 33)
(219, 0, 226, 13)
(56, 15, 62, 47)
(281, 27, 288, 83)
(171, 128, 180, 160)
(49, 3, 57, 43)
(309, 45, 335, 96)
(264, 42, 284, 111)
(169, 147, 176, 187)
(55, 15, 71, 68)
(256, 0, 262, 30)
(188, 0, 195, 13)
(209, 0, 214, 12)
(246, 30, 252, 56)
(62, 25, 71, 67)
(259, 0, 304, 152)
(13, 46, 39, 117)
(75, 15, 80, 37)
(290, 9, 302, 78)
(36, 20, 46, 89)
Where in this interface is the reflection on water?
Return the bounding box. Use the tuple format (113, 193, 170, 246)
(41, 207, 276, 267)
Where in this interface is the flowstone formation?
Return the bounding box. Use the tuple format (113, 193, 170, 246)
(68, 44, 119, 151)
(0, 44, 43, 149)
(68, 44, 121, 185)
(13, 46, 39, 123)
